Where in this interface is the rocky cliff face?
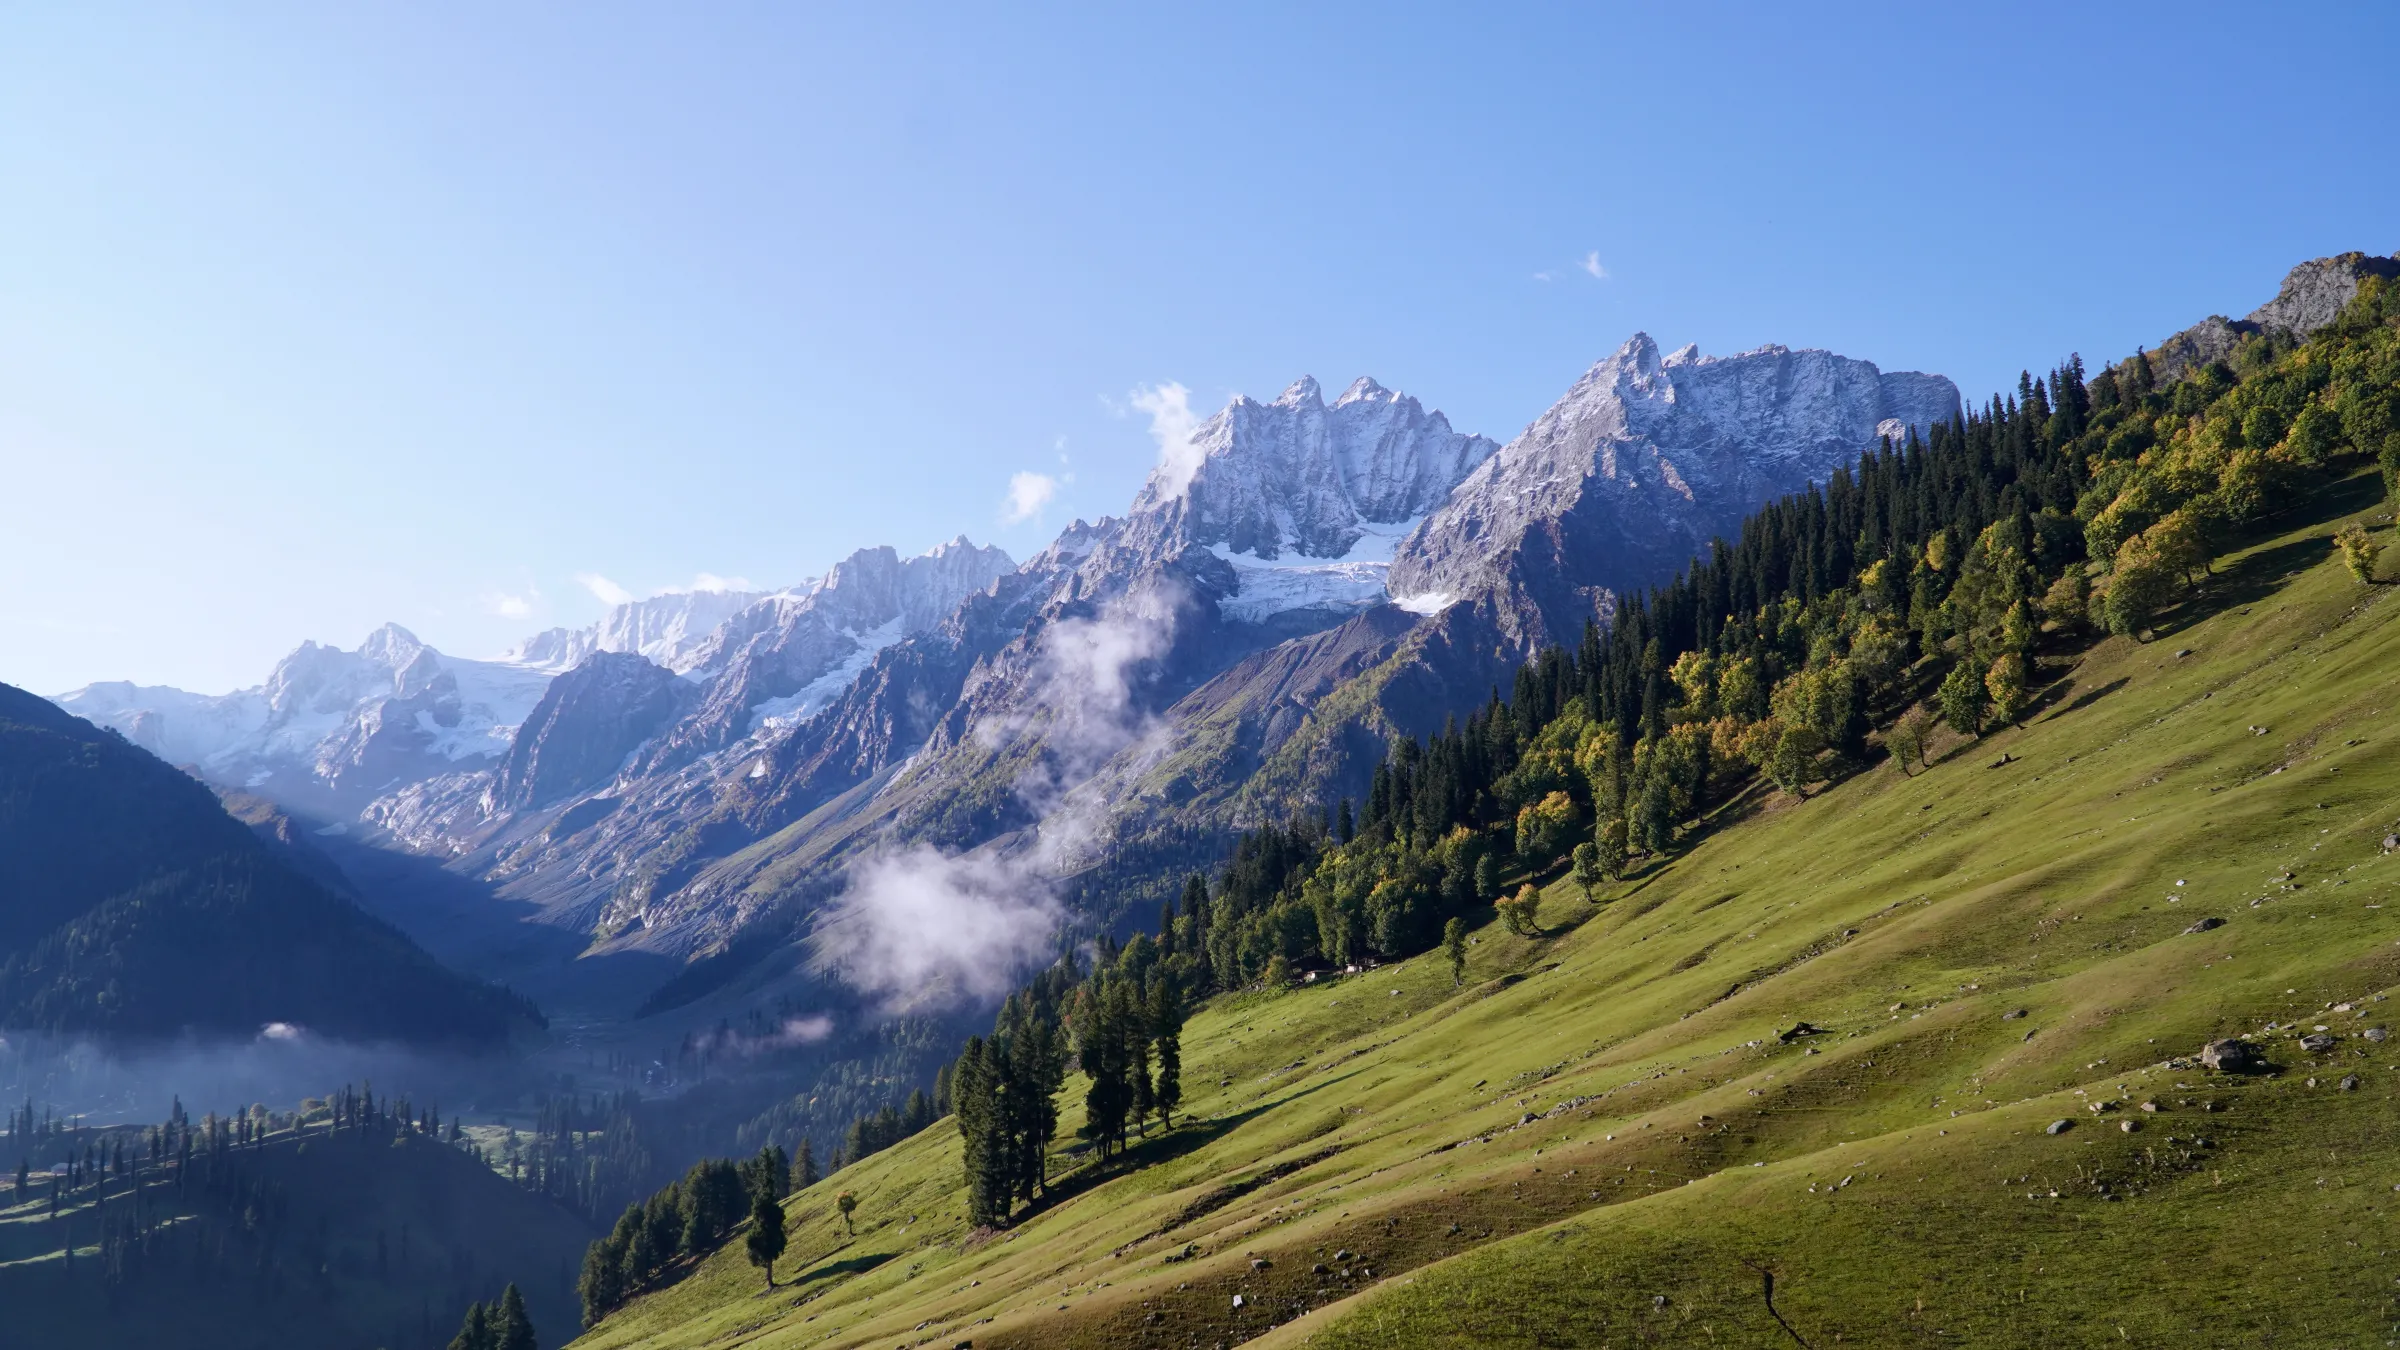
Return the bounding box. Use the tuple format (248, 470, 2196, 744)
(492, 652, 690, 811)
(1391, 334, 1960, 653)
(2150, 251, 2400, 381)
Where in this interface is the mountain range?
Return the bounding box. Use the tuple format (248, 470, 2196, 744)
(49, 333, 1964, 997)
(81, 253, 2400, 1014)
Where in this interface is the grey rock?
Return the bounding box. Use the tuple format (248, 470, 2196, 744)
(2342, 1076, 2361, 1091)
(2365, 1027, 2389, 1043)
(2046, 1119, 2074, 1135)
(2300, 1033, 2338, 1054)
(2200, 1038, 2263, 1072)
(491, 651, 688, 810)
(2184, 917, 2226, 934)
(2149, 252, 2400, 381)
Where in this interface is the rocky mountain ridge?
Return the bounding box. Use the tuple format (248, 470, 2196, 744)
(2149, 249, 2399, 380)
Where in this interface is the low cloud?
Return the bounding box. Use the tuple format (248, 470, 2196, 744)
(668, 573, 751, 595)
(686, 1013, 834, 1058)
(480, 587, 540, 620)
(577, 572, 634, 606)
(1002, 470, 1060, 524)
(1581, 251, 1608, 280)
(1130, 381, 1205, 498)
(814, 580, 1186, 1007)
(812, 847, 1062, 1006)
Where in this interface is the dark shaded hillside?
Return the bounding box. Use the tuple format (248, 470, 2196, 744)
(0, 1110, 593, 1350)
(0, 682, 536, 1042)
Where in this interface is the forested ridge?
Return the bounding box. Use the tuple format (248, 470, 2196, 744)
(0, 682, 539, 1042)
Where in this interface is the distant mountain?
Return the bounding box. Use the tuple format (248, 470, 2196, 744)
(316, 346, 1951, 973)
(363, 376, 1500, 958)
(0, 681, 534, 1041)
(504, 586, 766, 674)
(54, 623, 553, 817)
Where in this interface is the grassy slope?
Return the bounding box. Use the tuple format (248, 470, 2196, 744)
(577, 477, 2400, 1350)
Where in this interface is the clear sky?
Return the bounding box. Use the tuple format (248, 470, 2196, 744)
(3, 3, 2393, 694)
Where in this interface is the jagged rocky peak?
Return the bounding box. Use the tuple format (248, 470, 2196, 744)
(2151, 250, 2400, 381)
(1128, 374, 1499, 561)
(1390, 333, 1959, 647)
(491, 650, 687, 811)
(503, 586, 763, 675)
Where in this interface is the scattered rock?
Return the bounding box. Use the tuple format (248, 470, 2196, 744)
(2139, 1101, 2160, 1113)
(1311, 1263, 1329, 1275)
(1232, 1294, 1246, 1310)
(2343, 1076, 2361, 1091)
(2300, 1033, 2338, 1053)
(1250, 1257, 1272, 1271)
(1334, 1250, 1354, 1261)
(2003, 1009, 2028, 1020)
(1653, 1295, 1670, 1308)
(2184, 917, 2226, 934)
(2200, 1039, 2263, 1072)
(2046, 1119, 2074, 1135)
(2384, 834, 2399, 852)
(2120, 1119, 2139, 1133)
(2366, 1027, 2389, 1043)
(1777, 1021, 1826, 1042)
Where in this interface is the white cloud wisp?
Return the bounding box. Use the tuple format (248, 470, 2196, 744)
(1130, 381, 1205, 498)
(1001, 470, 1059, 524)
(812, 580, 1186, 1008)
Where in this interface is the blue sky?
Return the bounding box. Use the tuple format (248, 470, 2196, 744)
(3, 3, 2394, 693)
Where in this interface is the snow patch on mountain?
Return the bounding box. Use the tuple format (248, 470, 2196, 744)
(1208, 515, 1423, 622)
(747, 617, 907, 731)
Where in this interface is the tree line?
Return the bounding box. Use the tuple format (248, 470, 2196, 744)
(576, 1143, 796, 1326)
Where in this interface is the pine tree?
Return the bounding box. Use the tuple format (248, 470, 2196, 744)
(494, 1284, 537, 1350)
(794, 1137, 819, 1190)
(1147, 977, 1183, 1131)
(446, 1301, 494, 1350)
(746, 1187, 786, 1289)
(954, 1037, 1005, 1227)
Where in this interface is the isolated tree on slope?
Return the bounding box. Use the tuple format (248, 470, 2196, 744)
(1443, 917, 1468, 987)
(747, 1187, 786, 1289)
(1571, 842, 1601, 901)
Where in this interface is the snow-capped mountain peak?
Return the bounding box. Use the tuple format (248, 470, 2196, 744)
(1389, 332, 1960, 648)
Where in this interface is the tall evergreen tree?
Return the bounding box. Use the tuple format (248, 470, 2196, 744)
(746, 1187, 786, 1289)
(494, 1285, 537, 1350)
(446, 1301, 494, 1350)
